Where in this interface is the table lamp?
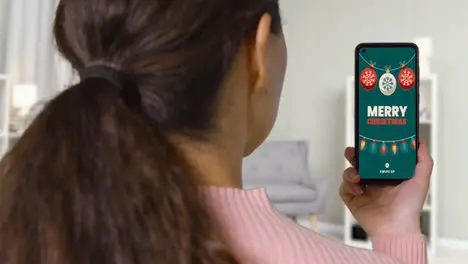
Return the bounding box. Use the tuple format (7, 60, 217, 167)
(12, 84, 38, 116)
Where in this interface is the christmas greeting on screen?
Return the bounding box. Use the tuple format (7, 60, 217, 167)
(358, 46, 417, 179)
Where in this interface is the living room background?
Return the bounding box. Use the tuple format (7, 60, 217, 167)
(1, 0, 468, 256)
(272, 0, 468, 241)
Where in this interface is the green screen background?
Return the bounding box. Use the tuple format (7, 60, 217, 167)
(358, 46, 417, 179)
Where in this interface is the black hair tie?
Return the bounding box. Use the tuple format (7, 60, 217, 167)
(79, 65, 132, 89)
(79, 65, 141, 106)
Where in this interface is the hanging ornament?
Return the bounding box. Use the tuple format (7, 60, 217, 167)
(401, 140, 408, 153)
(381, 142, 387, 155)
(359, 63, 377, 90)
(370, 141, 377, 153)
(360, 135, 416, 155)
(360, 138, 366, 150)
(379, 67, 397, 96)
(398, 64, 416, 90)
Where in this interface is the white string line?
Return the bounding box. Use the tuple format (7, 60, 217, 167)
(359, 53, 416, 72)
(359, 134, 415, 143)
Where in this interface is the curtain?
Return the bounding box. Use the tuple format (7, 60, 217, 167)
(1, 0, 74, 100)
(0, 0, 8, 69)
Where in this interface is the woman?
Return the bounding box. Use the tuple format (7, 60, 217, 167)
(0, 0, 432, 263)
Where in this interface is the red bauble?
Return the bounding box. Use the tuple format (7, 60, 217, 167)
(398, 66, 415, 90)
(360, 67, 377, 90)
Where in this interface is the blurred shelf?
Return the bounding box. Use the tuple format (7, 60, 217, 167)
(420, 119, 432, 125)
(348, 240, 371, 250)
(423, 204, 431, 211)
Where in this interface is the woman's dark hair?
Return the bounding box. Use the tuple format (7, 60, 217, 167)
(0, 0, 281, 263)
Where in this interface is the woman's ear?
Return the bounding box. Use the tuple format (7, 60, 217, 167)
(249, 13, 272, 93)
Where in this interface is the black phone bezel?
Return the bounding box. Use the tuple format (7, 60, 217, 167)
(354, 42, 419, 186)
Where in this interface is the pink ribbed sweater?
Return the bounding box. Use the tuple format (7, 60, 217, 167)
(202, 187, 427, 264)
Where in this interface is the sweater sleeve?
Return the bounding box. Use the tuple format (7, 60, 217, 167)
(372, 234, 427, 264)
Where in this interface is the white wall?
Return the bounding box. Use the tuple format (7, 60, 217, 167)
(274, 0, 468, 240)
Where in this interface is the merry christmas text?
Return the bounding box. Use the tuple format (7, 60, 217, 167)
(366, 106, 407, 125)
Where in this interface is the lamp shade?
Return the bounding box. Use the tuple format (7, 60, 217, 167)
(12, 84, 38, 110)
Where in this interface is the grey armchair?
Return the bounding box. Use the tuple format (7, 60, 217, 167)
(242, 140, 327, 231)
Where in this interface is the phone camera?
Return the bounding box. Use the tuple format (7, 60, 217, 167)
(362, 49, 367, 53)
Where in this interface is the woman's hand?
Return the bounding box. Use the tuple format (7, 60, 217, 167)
(339, 142, 433, 238)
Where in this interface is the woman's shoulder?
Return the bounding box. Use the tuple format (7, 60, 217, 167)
(201, 187, 404, 264)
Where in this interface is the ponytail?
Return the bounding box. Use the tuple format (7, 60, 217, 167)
(0, 77, 237, 263)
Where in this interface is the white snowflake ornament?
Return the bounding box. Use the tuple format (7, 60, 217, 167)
(379, 69, 397, 96)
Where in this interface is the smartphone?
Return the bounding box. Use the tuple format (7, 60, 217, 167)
(354, 43, 419, 186)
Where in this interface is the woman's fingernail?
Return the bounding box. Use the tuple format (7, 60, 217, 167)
(353, 186, 363, 194)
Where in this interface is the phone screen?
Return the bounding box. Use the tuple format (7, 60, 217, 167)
(356, 44, 418, 181)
